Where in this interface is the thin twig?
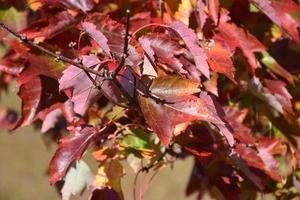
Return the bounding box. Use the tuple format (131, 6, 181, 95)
(0, 22, 135, 106)
(133, 149, 169, 200)
(0, 22, 105, 77)
(113, 9, 130, 77)
(126, 66, 174, 105)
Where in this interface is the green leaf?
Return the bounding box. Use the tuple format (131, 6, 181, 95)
(120, 128, 150, 150)
(0, 7, 27, 57)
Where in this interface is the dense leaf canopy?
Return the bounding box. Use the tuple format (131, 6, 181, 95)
(1, 0, 300, 199)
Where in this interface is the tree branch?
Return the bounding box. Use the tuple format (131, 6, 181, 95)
(0, 22, 105, 77)
(113, 9, 130, 77)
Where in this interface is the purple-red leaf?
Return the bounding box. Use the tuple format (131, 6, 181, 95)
(81, 21, 111, 57)
(218, 9, 265, 72)
(13, 76, 66, 129)
(170, 21, 210, 78)
(139, 76, 233, 146)
(59, 55, 123, 116)
(21, 11, 77, 42)
(139, 34, 186, 75)
(250, 0, 300, 42)
(197, 0, 208, 30)
(40, 0, 95, 12)
(49, 126, 98, 185)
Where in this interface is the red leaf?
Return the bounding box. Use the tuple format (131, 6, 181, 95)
(14, 77, 42, 128)
(13, 76, 67, 129)
(0, 51, 24, 76)
(139, 34, 186, 75)
(83, 14, 141, 66)
(59, 55, 123, 116)
(236, 137, 285, 182)
(8, 40, 65, 85)
(40, 0, 95, 12)
(21, 11, 77, 42)
(139, 76, 233, 146)
(81, 21, 111, 57)
(130, 12, 151, 32)
(49, 123, 115, 185)
(224, 107, 256, 145)
(264, 79, 294, 115)
(49, 127, 97, 185)
(205, 35, 235, 82)
(197, 0, 208, 30)
(170, 21, 210, 78)
(208, 0, 220, 25)
(256, 137, 285, 181)
(235, 144, 265, 170)
(250, 0, 300, 42)
(218, 9, 265, 72)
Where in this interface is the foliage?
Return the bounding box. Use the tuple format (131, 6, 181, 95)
(1, 0, 300, 199)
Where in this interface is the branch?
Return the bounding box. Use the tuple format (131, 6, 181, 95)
(0, 23, 105, 77)
(113, 9, 130, 77)
(126, 66, 174, 105)
(0, 22, 134, 106)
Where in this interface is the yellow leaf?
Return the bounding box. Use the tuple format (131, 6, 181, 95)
(174, 0, 193, 25)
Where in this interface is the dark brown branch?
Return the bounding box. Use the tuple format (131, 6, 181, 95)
(126, 66, 174, 105)
(113, 9, 130, 77)
(0, 22, 134, 106)
(0, 22, 105, 77)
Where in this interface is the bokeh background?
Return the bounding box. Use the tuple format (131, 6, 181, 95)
(0, 84, 277, 200)
(0, 83, 199, 200)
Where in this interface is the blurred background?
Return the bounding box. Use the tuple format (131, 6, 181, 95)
(0, 84, 199, 200)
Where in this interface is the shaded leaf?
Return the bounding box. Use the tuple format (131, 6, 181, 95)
(248, 76, 284, 114)
(22, 11, 77, 42)
(81, 21, 111, 56)
(83, 13, 141, 66)
(170, 21, 210, 78)
(40, 0, 95, 12)
(264, 79, 294, 115)
(49, 126, 97, 185)
(139, 76, 232, 146)
(218, 9, 265, 72)
(89, 188, 121, 200)
(8, 40, 65, 85)
(49, 123, 115, 185)
(250, 0, 300, 42)
(14, 76, 67, 129)
(0, 51, 24, 76)
(261, 51, 294, 85)
(139, 34, 186, 75)
(224, 107, 256, 145)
